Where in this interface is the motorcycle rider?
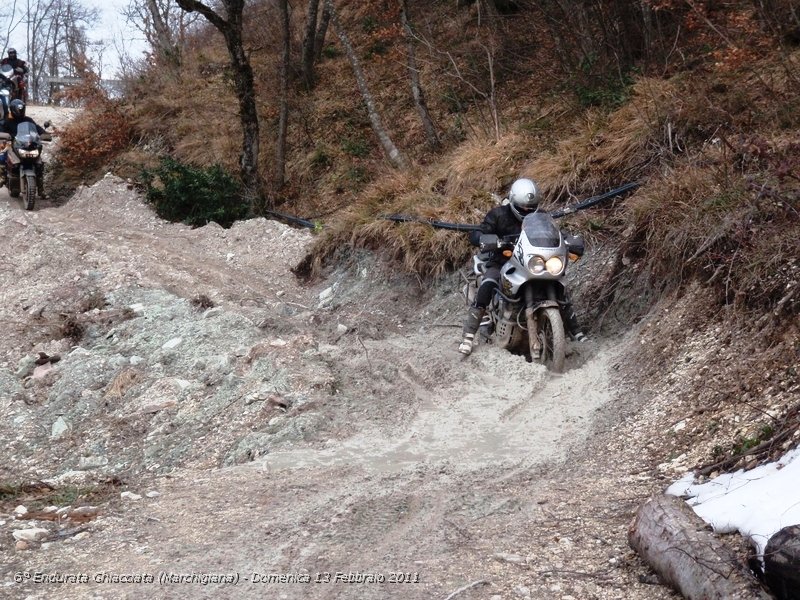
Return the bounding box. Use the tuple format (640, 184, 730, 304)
(0, 99, 48, 195)
(458, 177, 587, 356)
(1, 49, 28, 101)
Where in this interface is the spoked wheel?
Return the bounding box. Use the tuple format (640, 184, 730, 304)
(22, 173, 35, 210)
(527, 307, 566, 373)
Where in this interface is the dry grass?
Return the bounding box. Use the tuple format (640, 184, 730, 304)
(104, 369, 143, 401)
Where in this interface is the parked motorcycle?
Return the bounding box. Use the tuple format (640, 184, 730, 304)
(0, 122, 52, 210)
(463, 211, 584, 373)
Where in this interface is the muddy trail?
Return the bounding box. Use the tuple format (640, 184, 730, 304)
(0, 108, 679, 600)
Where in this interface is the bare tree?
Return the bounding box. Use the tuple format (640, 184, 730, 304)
(19, 0, 99, 102)
(325, 0, 406, 169)
(313, 0, 331, 61)
(175, 0, 263, 207)
(122, 0, 199, 67)
(399, 0, 438, 148)
(275, 0, 289, 189)
(300, 0, 319, 89)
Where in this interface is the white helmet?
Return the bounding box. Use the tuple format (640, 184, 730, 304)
(508, 178, 540, 220)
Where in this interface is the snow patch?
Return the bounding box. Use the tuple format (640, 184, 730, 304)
(667, 448, 800, 556)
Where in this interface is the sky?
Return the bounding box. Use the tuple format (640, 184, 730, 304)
(86, 0, 149, 77)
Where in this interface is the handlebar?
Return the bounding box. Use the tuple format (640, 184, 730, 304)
(478, 233, 517, 251)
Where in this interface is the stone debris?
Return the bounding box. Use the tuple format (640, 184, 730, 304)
(12, 528, 49, 542)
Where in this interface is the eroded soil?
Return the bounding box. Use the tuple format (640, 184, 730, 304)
(3, 107, 795, 600)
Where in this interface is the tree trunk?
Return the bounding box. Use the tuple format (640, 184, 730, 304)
(313, 1, 332, 61)
(146, 0, 180, 66)
(301, 0, 320, 89)
(628, 494, 773, 600)
(326, 0, 406, 169)
(399, 0, 439, 149)
(275, 0, 290, 189)
(175, 0, 263, 208)
(764, 525, 800, 600)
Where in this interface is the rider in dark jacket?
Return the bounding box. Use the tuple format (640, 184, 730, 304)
(1, 49, 29, 75)
(459, 178, 587, 355)
(0, 99, 48, 195)
(1, 49, 29, 102)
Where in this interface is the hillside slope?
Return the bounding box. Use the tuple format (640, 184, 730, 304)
(3, 115, 797, 597)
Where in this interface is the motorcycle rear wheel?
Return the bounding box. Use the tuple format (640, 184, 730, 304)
(529, 307, 566, 373)
(22, 173, 35, 210)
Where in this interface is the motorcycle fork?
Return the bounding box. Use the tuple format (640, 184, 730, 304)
(524, 286, 541, 358)
(524, 284, 558, 359)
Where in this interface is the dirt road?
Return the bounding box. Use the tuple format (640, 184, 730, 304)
(0, 107, 678, 600)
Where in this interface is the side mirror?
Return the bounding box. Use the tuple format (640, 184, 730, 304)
(479, 233, 499, 251)
(43, 120, 51, 129)
(40, 132, 52, 142)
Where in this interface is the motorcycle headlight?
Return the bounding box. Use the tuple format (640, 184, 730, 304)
(527, 256, 546, 274)
(545, 256, 564, 275)
(18, 149, 39, 158)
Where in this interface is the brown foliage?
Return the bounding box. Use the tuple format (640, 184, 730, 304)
(55, 60, 134, 174)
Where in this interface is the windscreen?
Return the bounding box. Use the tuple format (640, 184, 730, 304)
(15, 121, 38, 146)
(522, 212, 561, 247)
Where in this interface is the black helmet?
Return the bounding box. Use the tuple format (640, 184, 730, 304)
(10, 99, 25, 119)
(7, 48, 16, 58)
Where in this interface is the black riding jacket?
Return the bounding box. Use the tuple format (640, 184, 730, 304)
(1, 58, 28, 75)
(469, 203, 522, 266)
(0, 116, 45, 138)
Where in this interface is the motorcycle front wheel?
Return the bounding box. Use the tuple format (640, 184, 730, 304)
(22, 173, 35, 210)
(528, 307, 566, 373)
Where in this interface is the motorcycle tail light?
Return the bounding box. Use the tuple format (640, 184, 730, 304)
(545, 257, 564, 275)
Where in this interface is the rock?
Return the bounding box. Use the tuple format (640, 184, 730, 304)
(14, 355, 36, 379)
(129, 355, 144, 366)
(14, 505, 28, 516)
(318, 286, 334, 303)
(161, 337, 183, 350)
(15, 540, 30, 550)
(73, 531, 91, 541)
(120, 491, 142, 501)
(12, 528, 49, 542)
(145, 491, 160, 499)
(78, 455, 108, 470)
(514, 585, 532, 598)
(492, 552, 526, 564)
(51, 416, 70, 439)
(203, 307, 223, 319)
(69, 506, 100, 518)
(270, 339, 288, 347)
(336, 323, 348, 335)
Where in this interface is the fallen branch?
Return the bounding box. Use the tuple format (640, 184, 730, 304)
(442, 580, 489, 600)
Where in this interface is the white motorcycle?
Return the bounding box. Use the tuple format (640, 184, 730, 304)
(463, 211, 583, 373)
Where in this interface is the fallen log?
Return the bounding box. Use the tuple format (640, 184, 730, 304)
(628, 494, 773, 599)
(764, 525, 800, 600)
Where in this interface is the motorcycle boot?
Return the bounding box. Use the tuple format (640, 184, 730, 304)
(459, 306, 484, 355)
(563, 302, 588, 342)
